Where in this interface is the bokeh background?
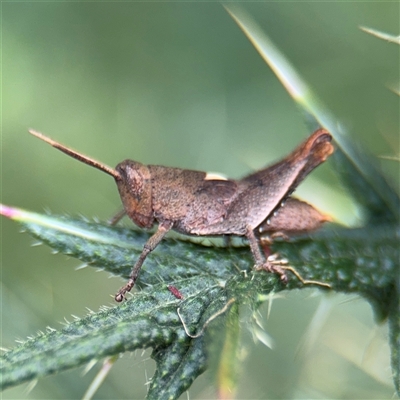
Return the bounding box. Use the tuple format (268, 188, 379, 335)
(2, 2, 399, 399)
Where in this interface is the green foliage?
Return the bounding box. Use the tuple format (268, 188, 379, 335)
(331, 145, 400, 225)
(1, 202, 399, 397)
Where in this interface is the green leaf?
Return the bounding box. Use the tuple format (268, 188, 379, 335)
(1, 204, 399, 396)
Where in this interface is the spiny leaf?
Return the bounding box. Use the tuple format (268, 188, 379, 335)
(0, 274, 222, 394)
(2, 205, 398, 310)
(1, 202, 399, 396)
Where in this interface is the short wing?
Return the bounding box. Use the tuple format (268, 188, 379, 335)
(179, 179, 238, 232)
(195, 179, 238, 205)
(149, 166, 238, 233)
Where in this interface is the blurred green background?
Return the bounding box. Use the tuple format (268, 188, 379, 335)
(2, 2, 398, 399)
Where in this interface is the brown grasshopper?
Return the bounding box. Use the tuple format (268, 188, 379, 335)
(29, 128, 334, 301)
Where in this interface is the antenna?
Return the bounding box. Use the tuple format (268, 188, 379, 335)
(29, 129, 121, 180)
